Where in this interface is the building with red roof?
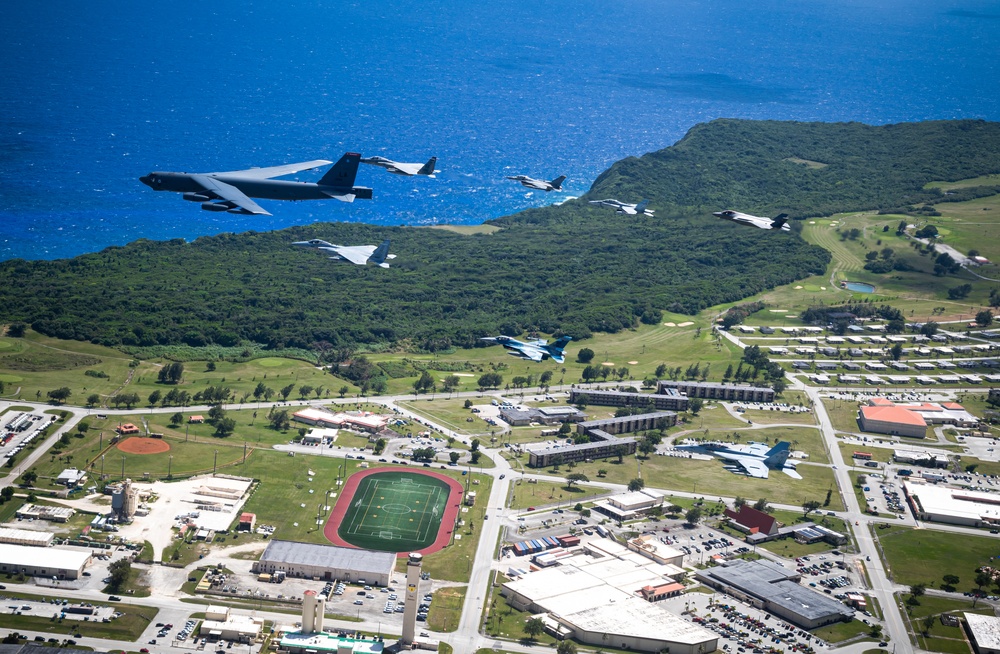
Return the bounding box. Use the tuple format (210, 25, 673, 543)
(238, 512, 256, 532)
(723, 505, 779, 536)
(859, 404, 928, 438)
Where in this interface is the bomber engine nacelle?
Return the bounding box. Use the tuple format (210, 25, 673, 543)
(201, 202, 230, 212)
(183, 192, 213, 202)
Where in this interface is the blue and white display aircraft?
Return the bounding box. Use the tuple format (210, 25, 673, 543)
(676, 440, 801, 479)
(480, 335, 572, 363)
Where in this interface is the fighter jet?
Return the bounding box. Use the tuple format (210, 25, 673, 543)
(292, 238, 396, 268)
(140, 153, 372, 215)
(506, 174, 567, 192)
(713, 210, 790, 231)
(480, 335, 572, 363)
(675, 440, 801, 479)
(360, 156, 438, 177)
(588, 198, 654, 216)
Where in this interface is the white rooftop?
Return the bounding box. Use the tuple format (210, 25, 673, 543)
(965, 612, 1000, 651)
(0, 543, 90, 570)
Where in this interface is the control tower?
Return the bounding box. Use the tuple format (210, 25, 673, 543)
(401, 552, 423, 645)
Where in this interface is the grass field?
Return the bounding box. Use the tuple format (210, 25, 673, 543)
(897, 593, 988, 654)
(336, 470, 452, 552)
(426, 586, 466, 632)
(507, 479, 606, 511)
(878, 525, 1000, 591)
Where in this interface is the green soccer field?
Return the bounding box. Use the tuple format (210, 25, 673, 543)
(337, 471, 451, 551)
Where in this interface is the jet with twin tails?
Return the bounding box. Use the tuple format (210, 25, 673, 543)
(506, 174, 567, 192)
(480, 335, 572, 363)
(588, 198, 654, 215)
(675, 440, 801, 479)
(292, 238, 396, 268)
(713, 210, 790, 231)
(360, 155, 439, 177)
(139, 153, 372, 216)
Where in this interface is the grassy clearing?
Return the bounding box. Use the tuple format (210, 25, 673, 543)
(426, 586, 466, 632)
(811, 619, 873, 644)
(898, 593, 989, 654)
(878, 525, 998, 591)
(507, 479, 606, 511)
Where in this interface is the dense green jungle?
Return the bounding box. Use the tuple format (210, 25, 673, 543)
(2, 118, 999, 353)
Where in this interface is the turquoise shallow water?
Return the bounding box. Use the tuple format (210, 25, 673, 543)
(1, 0, 998, 261)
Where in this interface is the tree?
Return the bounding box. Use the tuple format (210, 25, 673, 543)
(76, 422, 90, 437)
(298, 385, 314, 399)
(170, 412, 184, 426)
(413, 370, 436, 394)
(214, 417, 236, 437)
(86, 393, 101, 407)
(373, 438, 387, 455)
(107, 557, 131, 593)
(628, 478, 645, 492)
(921, 613, 936, 636)
(21, 469, 38, 486)
(443, 375, 461, 394)
(524, 617, 545, 640)
(869, 624, 883, 639)
(208, 404, 226, 423)
(157, 362, 184, 384)
(449, 451, 461, 465)
(470, 451, 481, 465)
(941, 574, 960, 592)
(539, 370, 553, 386)
(908, 583, 926, 605)
(279, 384, 295, 401)
(689, 398, 703, 415)
(556, 641, 578, 654)
(147, 390, 162, 407)
(206, 361, 216, 372)
(597, 468, 608, 478)
(47, 387, 72, 404)
(470, 439, 480, 452)
(269, 410, 290, 431)
(478, 372, 503, 389)
(685, 507, 702, 525)
(565, 473, 589, 489)
(577, 348, 595, 364)
(638, 440, 656, 457)
(753, 498, 770, 512)
(976, 310, 994, 327)
(339, 385, 350, 398)
(920, 321, 940, 337)
(802, 500, 822, 518)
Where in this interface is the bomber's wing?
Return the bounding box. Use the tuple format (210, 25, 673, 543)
(327, 245, 376, 265)
(211, 160, 333, 179)
(734, 457, 770, 479)
(782, 466, 802, 480)
(191, 175, 271, 215)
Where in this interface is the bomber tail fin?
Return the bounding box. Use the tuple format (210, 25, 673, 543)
(370, 239, 392, 267)
(418, 157, 438, 177)
(319, 152, 362, 189)
(549, 175, 567, 190)
(771, 213, 789, 229)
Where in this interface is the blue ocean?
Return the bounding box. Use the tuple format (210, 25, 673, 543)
(1, 0, 998, 261)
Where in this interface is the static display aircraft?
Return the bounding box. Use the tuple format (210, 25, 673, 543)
(713, 210, 790, 231)
(480, 335, 572, 363)
(360, 156, 438, 177)
(588, 198, 654, 215)
(675, 440, 801, 479)
(140, 153, 372, 215)
(506, 174, 567, 192)
(292, 238, 396, 268)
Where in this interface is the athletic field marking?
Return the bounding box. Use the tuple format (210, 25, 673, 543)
(342, 477, 448, 543)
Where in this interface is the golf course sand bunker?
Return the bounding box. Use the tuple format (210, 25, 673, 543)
(325, 468, 463, 556)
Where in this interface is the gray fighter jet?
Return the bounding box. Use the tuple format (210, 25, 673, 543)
(713, 210, 790, 231)
(480, 335, 572, 363)
(588, 198, 654, 216)
(506, 174, 567, 192)
(360, 156, 438, 177)
(139, 153, 372, 216)
(674, 440, 800, 479)
(292, 238, 396, 268)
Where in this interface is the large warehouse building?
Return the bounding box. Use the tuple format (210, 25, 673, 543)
(252, 540, 396, 586)
(695, 559, 854, 629)
(965, 613, 1000, 654)
(0, 543, 91, 579)
(903, 481, 1000, 527)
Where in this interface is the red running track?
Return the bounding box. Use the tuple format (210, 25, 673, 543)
(323, 467, 465, 557)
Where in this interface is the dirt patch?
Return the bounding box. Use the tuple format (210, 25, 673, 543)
(117, 437, 171, 454)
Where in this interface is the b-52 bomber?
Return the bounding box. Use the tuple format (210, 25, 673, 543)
(480, 335, 572, 363)
(293, 238, 396, 268)
(588, 198, 654, 215)
(506, 174, 567, 192)
(139, 153, 372, 215)
(360, 156, 438, 177)
(713, 210, 790, 231)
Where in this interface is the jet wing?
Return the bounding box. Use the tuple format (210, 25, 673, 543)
(734, 457, 770, 479)
(211, 160, 333, 179)
(782, 466, 803, 480)
(387, 162, 421, 175)
(619, 207, 638, 215)
(325, 245, 376, 265)
(191, 175, 271, 216)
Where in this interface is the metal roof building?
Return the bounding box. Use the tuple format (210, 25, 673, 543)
(965, 612, 1000, 654)
(252, 540, 396, 586)
(0, 543, 91, 579)
(695, 559, 854, 629)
